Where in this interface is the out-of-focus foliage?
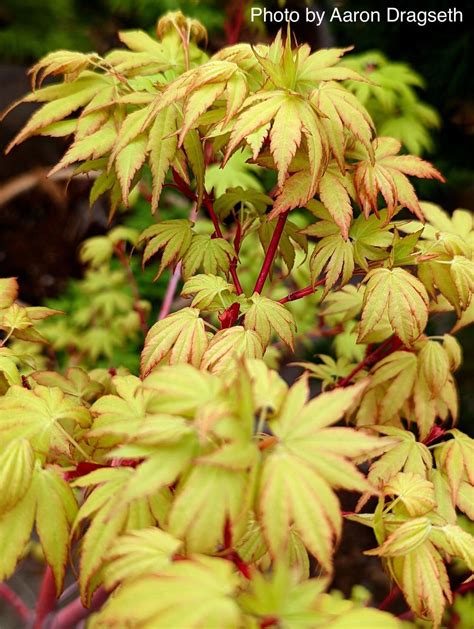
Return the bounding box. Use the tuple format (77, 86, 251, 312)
(0, 0, 224, 61)
(342, 50, 440, 155)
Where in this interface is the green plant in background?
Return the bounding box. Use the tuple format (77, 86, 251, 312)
(0, 12, 473, 628)
(343, 50, 440, 155)
(0, 0, 224, 62)
(38, 225, 149, 371)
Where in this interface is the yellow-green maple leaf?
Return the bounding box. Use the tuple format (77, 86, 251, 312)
(141, 308, 209, 376)
(359, 267, 429, 345)
(258, 379, 379, 571)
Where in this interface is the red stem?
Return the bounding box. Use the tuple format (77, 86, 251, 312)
(254, 212, 289, 294)
(0, 583, 31, 624)
(35, 565, 57, 629)
(203, 196, 243, 295)
(158, 262, 182, 320)
(336, 335, 403, 387)
(454, 580, 474, 597)
(378, 586, 400, 611)
(224, 0, 247, 44)
(49, 587, 108, 629)
(172, 173, 244, 297)
(228, 219, 243, 297)
(203, 196, 223, 238)
(279, 279, 325, 304)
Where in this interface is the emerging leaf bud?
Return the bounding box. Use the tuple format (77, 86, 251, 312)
(156, 11, 207, 45)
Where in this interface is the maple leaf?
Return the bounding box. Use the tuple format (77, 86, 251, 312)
(90, 556, 242, 628)
(303, 201, 355, 293)
(181, 234, 236, 279)
(294, 356, 361, 390)
(363, 513, 474, 628)
(0, 481, 36, 583)
(242, 293, 296, 348)
(239, 563, 401, 629)
(384, 472, 436, 517)
(0, 303, 61, 344)
(48, 119, 117, 177)
(30, 367, 104, 404)
(115, 132, 149, 203)
(361, 426, 433, 507)
(0, 462, 77, 592)
(257, 378, 379, 571)
(139, 219, 194, 279)
(214, 188, 272, 220)
(72, 467, 172, 604)
(33, 465, 78, 593)
(0, 385, 90, 460)
(417, 339, 450, 396)
(311, 81, 375, 160)
(0, 277, 19, 309)
(89, 375, 161, 431)
(182, 274, 236, 311)
(349, 211, 393, 270)
(0, 439, 35, 513)
(308, 235, 354, 294)
(80, 236, 114, 268)
(168, 463, 254, 553)
(359, 267, 429, 345)
(148, 106, 179, 211)
(420, 255, 474, 317)
(103, 527, 182, 589)
(365, 350, 418, 419)
(353, 137, 444, 219)
(317, 165, 354, 239)
(322, 285, 364, 322)
(29, 50, 97, 87)
(143, 364, 225, 418)
(225, 85, 331, 213)
(141, 308, 209, 376)
(434, 429, 474, 503)
(200, 327, 265, 373)
(4, 73, 114, 152)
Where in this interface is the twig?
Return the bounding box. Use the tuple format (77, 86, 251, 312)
(204, 197, 244, 295)
(0, 583, 31, 624)
(34, 566, 57, 629)
(278, 279, 325, 304)
(224, 0, 247, 44)
(378, 586, 400, 611)
(336, 335, 403, 387)
(49, 587, 108, 629)
(254, 212, 289, 294)
(158, 262, 182, 320)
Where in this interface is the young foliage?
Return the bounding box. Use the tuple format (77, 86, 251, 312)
(1, 11, 473, 629)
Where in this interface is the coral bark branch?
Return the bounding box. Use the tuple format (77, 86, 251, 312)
(34, 566, 57, 629)
(254, 211, 289, 294)
(0, 583, 31, 624)
(337, 335, 403, 387)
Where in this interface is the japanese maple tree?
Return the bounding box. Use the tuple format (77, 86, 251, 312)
(0, 11, 473, 629)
